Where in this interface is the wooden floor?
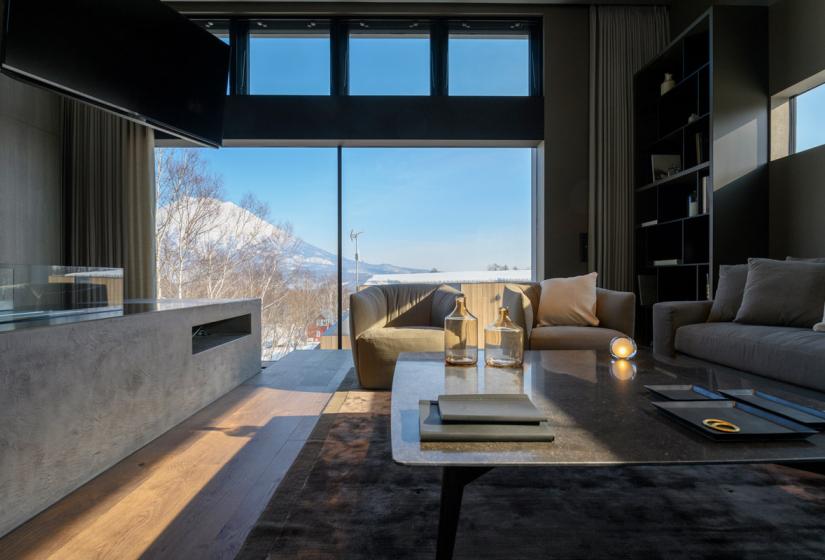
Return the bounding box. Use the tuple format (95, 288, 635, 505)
(0, 350, 355, 560)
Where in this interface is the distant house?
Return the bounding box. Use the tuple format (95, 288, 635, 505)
(306, 312, 334, 343)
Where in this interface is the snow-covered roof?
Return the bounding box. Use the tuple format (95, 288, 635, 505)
(364, 269, 532, 286)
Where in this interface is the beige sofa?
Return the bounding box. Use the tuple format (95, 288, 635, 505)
(349, 283, 462, 389)
(502, 283, 635, 350)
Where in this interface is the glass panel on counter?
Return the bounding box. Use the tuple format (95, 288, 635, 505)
(0, 265, 123, 324)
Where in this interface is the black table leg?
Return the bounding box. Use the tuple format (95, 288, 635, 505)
(436, 466, 492, 560)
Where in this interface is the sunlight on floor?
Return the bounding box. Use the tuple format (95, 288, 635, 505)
(4, 386, 331, 560)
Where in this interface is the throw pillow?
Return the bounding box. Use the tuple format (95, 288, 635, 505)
(815, 304, 825, 333)
(707, 264, 748, 322)
(537, 272, 599, 327)
(735, 258, 825, 328)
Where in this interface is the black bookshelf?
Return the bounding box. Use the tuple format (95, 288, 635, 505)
(633, 7, 769, 344)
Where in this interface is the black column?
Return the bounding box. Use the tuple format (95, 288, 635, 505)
(230, 20, 250, 95)
(431, 20, 449, 96)
(331, 20, 349, 96)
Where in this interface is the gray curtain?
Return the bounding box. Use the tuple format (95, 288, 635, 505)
(63, 100, 156, 299)
(588, 6, 669, 291)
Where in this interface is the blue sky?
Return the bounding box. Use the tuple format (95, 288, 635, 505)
(198, 147, 532, 272)
(192, 34, 532, 272)
(795, 82, 825, 153)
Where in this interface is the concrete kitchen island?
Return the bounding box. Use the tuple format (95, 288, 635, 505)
(0, 299, 261, 537)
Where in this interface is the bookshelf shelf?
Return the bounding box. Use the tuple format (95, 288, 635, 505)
(632, 7, 769, 344)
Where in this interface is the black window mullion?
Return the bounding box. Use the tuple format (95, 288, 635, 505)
(430, 20, 448, 96)
(331, 20, 349, 96)
(230, 19, 250, 95)
(529, 23, 543, 97)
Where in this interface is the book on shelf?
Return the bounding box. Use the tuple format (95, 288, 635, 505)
(701, 176, 711, 215)
(653, 259, 682, 266)
(641, 219, 658, 228)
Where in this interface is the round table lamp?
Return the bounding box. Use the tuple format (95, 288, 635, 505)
(610, 337, 638, 360)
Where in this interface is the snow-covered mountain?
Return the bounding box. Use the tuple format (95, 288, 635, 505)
(159, 198, 424, 283)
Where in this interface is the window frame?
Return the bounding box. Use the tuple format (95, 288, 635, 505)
(193, 15, 542, 98)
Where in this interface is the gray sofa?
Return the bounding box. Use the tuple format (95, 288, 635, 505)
(653, 301, 825, 392)
(503, 283, 636, 350)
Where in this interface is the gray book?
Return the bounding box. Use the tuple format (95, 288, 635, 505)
(437, 394, 547, 424)
(419, 401, 555, 443)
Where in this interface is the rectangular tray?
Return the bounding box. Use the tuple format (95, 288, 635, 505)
(419, 401, 555, 443)
(645, 384, 724, 401)
(719, 389, 825, 429)
(651, 400, 818, 441)
(437, 393, 546, 424)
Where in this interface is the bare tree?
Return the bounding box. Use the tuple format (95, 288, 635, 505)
(155, 148, 339, 361)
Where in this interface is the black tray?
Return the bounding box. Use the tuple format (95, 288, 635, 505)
(719, 389, 825, 429)
(651, 400, 818, 441)
(645, 384, 724, 401)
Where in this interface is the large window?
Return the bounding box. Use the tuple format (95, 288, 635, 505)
(250, 20, 331, 95)
(154, 147, 533, 360)
(348, 21, 430, 95)
(154, 148, 337, 360)
(449, 21, 531, 96)
(342, 147, 532, 287)
(794, 82, 825, 153)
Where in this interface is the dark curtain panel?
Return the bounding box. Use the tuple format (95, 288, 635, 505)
(63, 100, 156, 299)
(588, 6, 669, 291)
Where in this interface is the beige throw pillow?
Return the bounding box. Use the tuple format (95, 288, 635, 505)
(537, 273, 599, 327)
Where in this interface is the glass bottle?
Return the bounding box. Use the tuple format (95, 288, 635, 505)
(444, 296, 478, 365)
(484, 307, 524, 367)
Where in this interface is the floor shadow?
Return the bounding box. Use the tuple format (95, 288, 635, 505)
(139, 413, 322, 560)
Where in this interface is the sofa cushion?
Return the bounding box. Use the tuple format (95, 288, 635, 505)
(356, 327, 443, 389)
(707, 264, 748, 322)
(735, 258, 825, 328)
(675, 322, 825, 392)
(530, 325, 624, 351)
(537, 273, 599, 327)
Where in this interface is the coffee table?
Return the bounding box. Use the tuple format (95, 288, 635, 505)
(390, 350, 825, 559)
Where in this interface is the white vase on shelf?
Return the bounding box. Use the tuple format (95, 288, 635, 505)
(660, 73, 676, 96)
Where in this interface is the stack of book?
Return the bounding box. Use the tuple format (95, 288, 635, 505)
(419, 394, 555, 442)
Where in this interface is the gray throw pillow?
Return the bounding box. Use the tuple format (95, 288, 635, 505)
(707, 264, 748, 322)
(787, 256, 825, 264)
(735, 258, 825, 328)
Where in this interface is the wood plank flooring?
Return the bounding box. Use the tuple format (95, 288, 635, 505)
(0, 350, 355, 560)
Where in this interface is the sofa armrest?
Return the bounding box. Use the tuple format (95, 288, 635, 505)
(503, 284, 534, 349)
(652, 300, 713, 357)
(430, 284, 463, 327)
(595, 289, 636, 337)
(349, 287, 389, 369)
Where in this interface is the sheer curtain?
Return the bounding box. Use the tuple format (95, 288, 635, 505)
(588, 6, 669, 291)
(62, 100, 156, 299)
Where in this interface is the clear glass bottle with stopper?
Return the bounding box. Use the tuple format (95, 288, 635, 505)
(444, 296, 478, 365)
(484, 307, 524, 367)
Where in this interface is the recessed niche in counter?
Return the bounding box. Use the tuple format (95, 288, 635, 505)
(192, 314, 252, 354)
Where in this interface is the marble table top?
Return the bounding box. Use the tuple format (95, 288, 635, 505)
(390, 350, 825, 467)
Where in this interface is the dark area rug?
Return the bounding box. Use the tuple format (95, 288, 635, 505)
(238, 388, 825, 559)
